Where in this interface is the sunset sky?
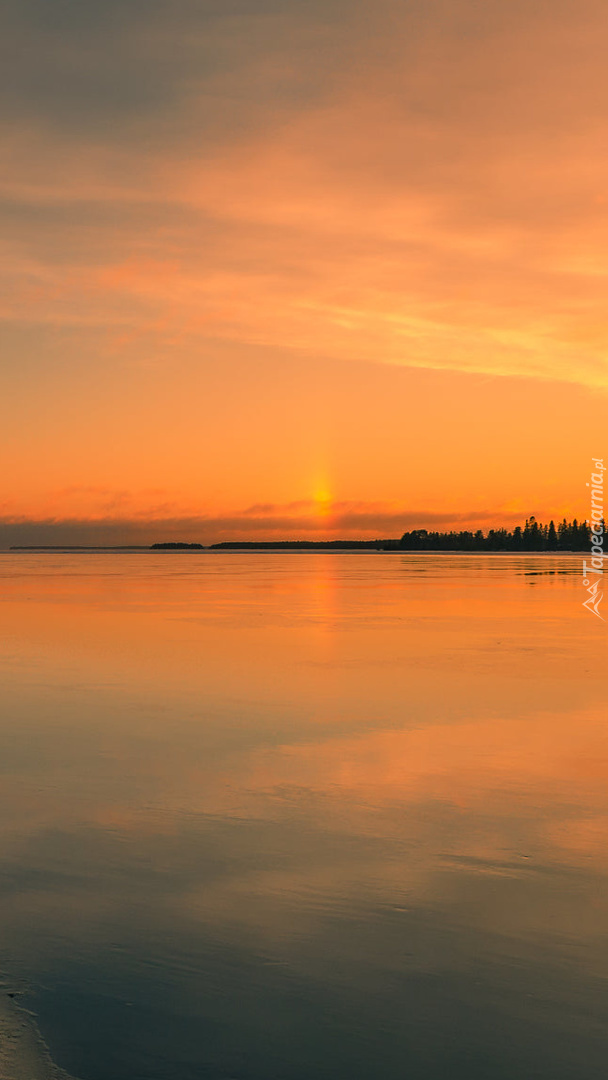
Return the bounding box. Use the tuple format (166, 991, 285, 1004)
(2, 0, 607, 544)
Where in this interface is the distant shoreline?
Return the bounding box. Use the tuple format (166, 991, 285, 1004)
(7, 515, 596, 554)
(6, 544, 589, 554)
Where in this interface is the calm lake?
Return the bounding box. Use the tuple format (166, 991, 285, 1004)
(0, 552, 606, 1079)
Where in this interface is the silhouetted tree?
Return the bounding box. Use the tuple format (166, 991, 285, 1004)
(399, 516, 593, 552)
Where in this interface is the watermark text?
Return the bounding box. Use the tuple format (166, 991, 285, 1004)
(582, 457, 605, 620)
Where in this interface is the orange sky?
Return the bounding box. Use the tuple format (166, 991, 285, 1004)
(2, 0, 607, 543)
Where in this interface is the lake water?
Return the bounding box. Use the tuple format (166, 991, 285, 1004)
(0, 552, 606, 1080)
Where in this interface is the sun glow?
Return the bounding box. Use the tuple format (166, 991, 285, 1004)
(313, 483, 332, 518)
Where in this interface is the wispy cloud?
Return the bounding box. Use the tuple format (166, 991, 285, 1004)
(3, 0, 608, 386)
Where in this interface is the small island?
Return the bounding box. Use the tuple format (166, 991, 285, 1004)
(150, 542, 205, 550)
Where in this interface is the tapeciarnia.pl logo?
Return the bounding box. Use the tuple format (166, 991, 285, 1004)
(582, 457, 605, 620)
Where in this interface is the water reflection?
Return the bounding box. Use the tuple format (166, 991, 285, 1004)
(0, 553, 606, 1079)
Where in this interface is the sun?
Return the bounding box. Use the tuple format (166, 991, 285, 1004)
(312, 484, 332, 518)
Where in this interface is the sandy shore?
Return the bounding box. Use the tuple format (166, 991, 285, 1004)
(0, 986, 78, 1080)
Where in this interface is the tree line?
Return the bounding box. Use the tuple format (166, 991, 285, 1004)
(398, 516, 602, 551)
